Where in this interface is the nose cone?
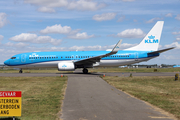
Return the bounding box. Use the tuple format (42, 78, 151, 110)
(4, 59, 10, 65)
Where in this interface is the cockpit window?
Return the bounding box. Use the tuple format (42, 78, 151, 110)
(11, 57, 16, 59)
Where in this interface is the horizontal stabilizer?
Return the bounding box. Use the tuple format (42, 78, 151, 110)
(148, 47, 175, 55)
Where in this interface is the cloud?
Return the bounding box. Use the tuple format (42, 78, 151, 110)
(9, 33, 62, 45)
(69, 42, 136, 51)
(9, 33, 37, 42)
(68, 32, 95, 39)
(37, 7, 55, 13)
(117, 15, 125, 22)
(164, 42, 180, 49)
(67, 0, 106, 11)
(172, 31, 180, 35)
(24, 0, 106, 12)
(0, 13, 7, 28)
(0, 35, 4, 40)
(40, 24, 72, 34)
(111, 28, 146, 38)
(165, 13, 172, 17)
(176, 37, 180, 41)
(93, 13, 116, 21)
(24, 0, 68, 8)
(5, 42, 29, 48)
(175, 14, 180, 20)
(122, 0, 135, 1)
(40, 24, 93, 40)
(146, 17, 162, 23)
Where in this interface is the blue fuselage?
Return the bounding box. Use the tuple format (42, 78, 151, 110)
(4, 50, 159, 69)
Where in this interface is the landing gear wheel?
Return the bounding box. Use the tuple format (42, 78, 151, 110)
(82, 68, 88, 74)
(19, 69, 23, 73)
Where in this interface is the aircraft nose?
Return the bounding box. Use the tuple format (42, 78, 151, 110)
(4, 59, 10, 65)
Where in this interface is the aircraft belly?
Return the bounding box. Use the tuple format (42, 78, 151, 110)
(98, 57, 155, 67)
(26, 61, 59, 68)
(99, 59, 135, 67)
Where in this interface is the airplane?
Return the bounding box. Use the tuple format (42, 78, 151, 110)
(4, 21, 174, 74)
(173, 65, 180, 68)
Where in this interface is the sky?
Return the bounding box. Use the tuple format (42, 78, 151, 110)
(0, 0, 180, 65)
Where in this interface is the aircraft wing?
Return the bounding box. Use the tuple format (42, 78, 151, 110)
(74, 40, 122, 66)
(148, 47, 175, 55)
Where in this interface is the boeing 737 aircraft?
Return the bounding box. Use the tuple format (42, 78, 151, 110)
(4, 21, 174, 73)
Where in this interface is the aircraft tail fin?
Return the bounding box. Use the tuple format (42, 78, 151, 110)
(125, 21, 164, 51)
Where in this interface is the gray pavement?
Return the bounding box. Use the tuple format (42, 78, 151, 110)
(60, 77, 174, 120)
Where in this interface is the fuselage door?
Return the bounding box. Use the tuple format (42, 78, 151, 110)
(21, 54, 26, 63)
(135, 53, 138, 61)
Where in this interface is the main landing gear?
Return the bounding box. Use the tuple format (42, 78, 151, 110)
(82, 68, 88, 74)
(19, 69, 23, 73)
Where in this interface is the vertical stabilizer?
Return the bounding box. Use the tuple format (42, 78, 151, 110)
(125, 21, 164, 51)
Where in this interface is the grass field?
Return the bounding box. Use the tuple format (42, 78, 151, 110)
(0, 76, 67, 120)
(103, 76, 180, 119)
(1, 67, 180, 73)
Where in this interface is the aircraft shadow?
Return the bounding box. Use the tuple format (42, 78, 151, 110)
(56, 72, 103, 76)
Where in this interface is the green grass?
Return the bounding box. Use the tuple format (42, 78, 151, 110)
(0, 76, 67, 120)
(103, 76, 180, 119)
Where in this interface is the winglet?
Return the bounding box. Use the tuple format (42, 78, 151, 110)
(112, 40, 122, 53)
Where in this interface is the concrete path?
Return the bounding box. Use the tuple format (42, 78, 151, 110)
(60, 76, 174, 120)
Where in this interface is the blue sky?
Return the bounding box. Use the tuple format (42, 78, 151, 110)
(0, 0, 180, 65)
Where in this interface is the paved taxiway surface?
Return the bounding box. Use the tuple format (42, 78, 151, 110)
(61, 76, 174, 120)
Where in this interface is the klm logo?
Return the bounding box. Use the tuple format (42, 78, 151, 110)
(145, 35, 158, 43)
(62, 64, 67, 67)
(29, 53, 39, 57)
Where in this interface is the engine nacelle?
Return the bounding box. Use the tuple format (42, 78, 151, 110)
(58, 61, 75, 71)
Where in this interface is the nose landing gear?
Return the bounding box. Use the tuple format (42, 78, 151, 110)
(82, 68, 88, 74)
(19, 69, 23, 73)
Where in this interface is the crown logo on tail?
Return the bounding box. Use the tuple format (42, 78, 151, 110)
(148, 35, 155, 39)
(145, 35, 158, 43)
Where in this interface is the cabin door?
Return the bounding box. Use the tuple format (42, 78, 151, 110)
(135, 53, 138, 61)
(21, 54, 26, 63)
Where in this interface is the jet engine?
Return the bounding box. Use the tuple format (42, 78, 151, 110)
(58, 61, 75, 71)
